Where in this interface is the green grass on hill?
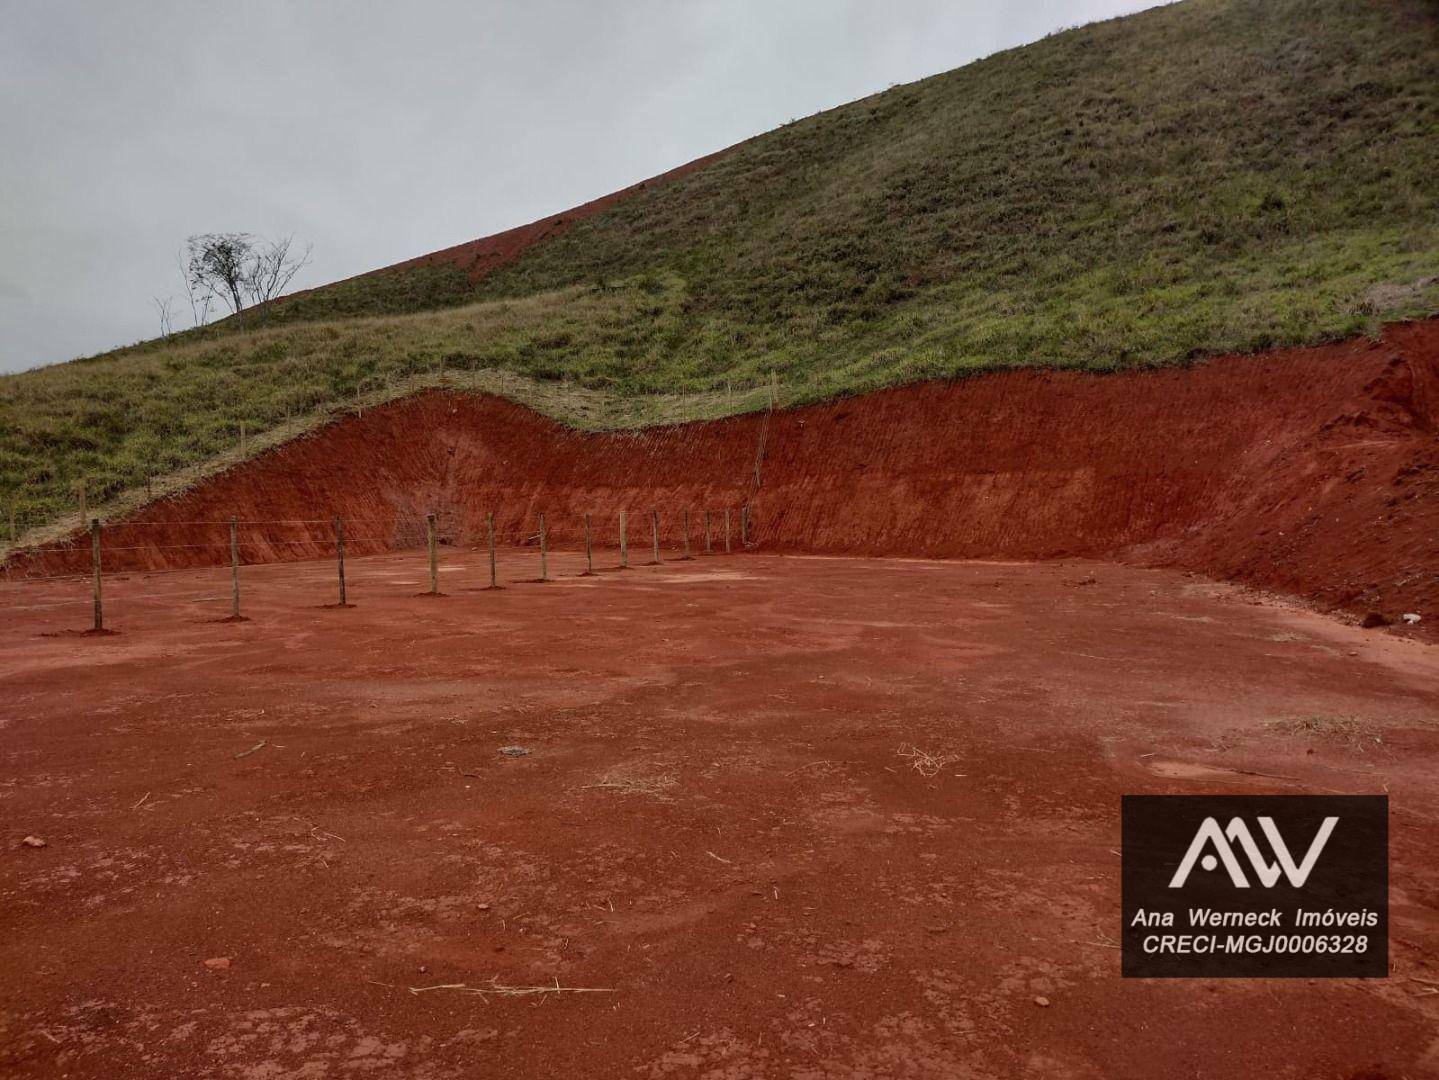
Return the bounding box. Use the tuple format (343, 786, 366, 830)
(3, 0, 1438, 542)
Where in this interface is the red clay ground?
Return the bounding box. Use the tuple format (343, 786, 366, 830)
(2, 548, 1438, 1078)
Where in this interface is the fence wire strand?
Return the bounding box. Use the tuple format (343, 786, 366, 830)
(1, 505, 753, 625)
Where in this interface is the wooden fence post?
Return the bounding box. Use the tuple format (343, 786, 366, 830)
(650, 509, 660, 564)
(681, 509, 692, 560)
(539, 513, 548, 581)
(583, 513, 594, 574)
(704, 510, 713, 554)
(427, 513, 439, 594)
(90, 518, 103, 632)
(487, 512, 498, 588)
(335, 515, 348, 606)
(741, 504, 749, 546)
(619, 510, 628, 569)
(230, 516, 241, 618)
(724, 508, 732, 553)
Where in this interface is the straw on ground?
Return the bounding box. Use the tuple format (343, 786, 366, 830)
(584, 769, 678, 800)
(408, 977, 615, 1000)
(896, 743, 959, 778)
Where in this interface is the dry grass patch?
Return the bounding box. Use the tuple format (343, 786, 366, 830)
(1267, 714, 1383, 751)
(584, 768, 679, 801)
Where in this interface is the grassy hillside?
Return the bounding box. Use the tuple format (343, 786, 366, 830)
(3, 0, 1438, 537)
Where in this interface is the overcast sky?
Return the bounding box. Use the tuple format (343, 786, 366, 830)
(0, 0, 1164, 374)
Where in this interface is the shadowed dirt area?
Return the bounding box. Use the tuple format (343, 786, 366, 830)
(2, 549, 1437, 1078)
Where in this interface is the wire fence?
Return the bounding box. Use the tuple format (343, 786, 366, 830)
(0, 503, 755, 631)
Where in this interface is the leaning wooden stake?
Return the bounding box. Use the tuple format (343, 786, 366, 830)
(583, 513, 594, 574)
(704, 510, 713, 555)
(681, 509, 693, 560)
(427, 513, 439, 594)
(335, 516, 348, 606)
(90, 518, 103, 632)
(487, 512, 497, 588)
(724, 508, 732, 553)
(741, 504, 750, 546)
(229, 516, 241, 618)
(539, 513, 548, 581)
(650, 509, 660, 564)
(619, 510, 628, 569)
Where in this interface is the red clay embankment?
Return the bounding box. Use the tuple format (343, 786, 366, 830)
(8, 321, 1438, 627)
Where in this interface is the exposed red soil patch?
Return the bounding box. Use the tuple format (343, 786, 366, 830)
(383, 147, 732, 283)
(8, 320, 1438, 632)
(277, 144, 733, 307)
(2, 551, 1437, 1077)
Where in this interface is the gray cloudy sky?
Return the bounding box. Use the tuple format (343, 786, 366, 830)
(0, 0, 1163, 374)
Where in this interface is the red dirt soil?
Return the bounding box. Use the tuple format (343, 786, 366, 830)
(2, 550, 1438, 1077)
(8, 320, 1438, 633)
(277, 144, 733, 305)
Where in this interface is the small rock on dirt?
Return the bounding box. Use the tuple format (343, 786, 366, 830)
(19, 836, 46, 849)
(203, 957, 232, 970)
(1034, 996, 1050, 1007)
(499, 746, 531, 757)
(1401, 613, 1422, 625)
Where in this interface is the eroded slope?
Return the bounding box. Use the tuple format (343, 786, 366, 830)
(9, 322, 1437, 628)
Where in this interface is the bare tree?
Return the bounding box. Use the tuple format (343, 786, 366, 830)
(184, 233, 312, 328)
(246, 235, 312, 323)
(186, 233, 254, 324)
(152, 295, 177, 338)
(177, 248, 213, 328)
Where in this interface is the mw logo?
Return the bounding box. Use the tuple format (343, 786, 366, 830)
(1168, 815, 1339, 889)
